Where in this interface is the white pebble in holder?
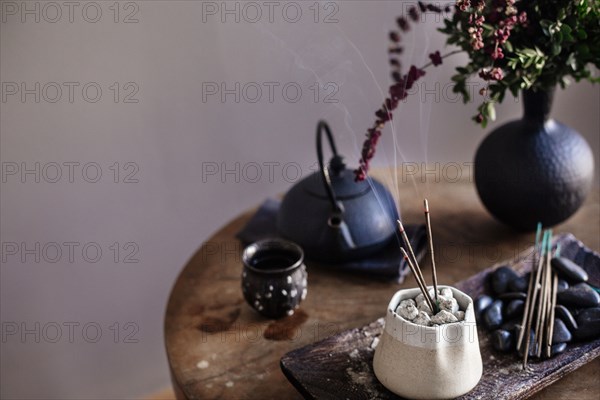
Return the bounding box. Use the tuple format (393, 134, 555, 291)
(373, 286, 483, 399)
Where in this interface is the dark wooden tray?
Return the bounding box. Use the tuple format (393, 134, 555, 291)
(280, 233, 600, 400)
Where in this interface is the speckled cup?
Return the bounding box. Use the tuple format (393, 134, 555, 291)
(241, 239, 307, 319)
(373, 286, 483, 399)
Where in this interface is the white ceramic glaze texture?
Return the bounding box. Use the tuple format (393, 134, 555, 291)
(373, 286, 483, 399)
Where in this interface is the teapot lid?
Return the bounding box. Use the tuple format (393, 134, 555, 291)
(301, 156, 372, 200)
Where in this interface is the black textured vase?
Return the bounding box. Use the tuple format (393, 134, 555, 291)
(474, 87, 595, 231)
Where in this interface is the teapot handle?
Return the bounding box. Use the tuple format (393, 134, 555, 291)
(316, 120, 343, 217)
(316, 121, 357, 250)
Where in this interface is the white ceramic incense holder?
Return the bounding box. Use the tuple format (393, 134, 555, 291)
(373, 286, 483, 399)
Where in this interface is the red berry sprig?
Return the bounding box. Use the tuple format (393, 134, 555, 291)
(356, 1, 531, 180)
(355, 2, 454, 181)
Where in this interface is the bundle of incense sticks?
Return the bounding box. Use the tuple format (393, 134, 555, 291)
(398, 199, 439, 314)
(516, 224, 559, 370)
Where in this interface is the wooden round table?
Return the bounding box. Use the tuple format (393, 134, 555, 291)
(164, 176, 599, 399)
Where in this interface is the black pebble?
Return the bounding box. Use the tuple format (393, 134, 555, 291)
(551, 342, 568, 356)
(491, 329, 514, 352)
(552, 318, 572, 344)
(499, 292, 527, 301)
(574, 307, 600, 341)
(551, 257, 589, 283)
(491, 266, 520, 294)
(557, 283, 600, 308)
(483, 300, 503, 331)
(557, 279, 569, 292)
(554, 305, 578, 331)
(475, 295, 494, 317)
(501, 319, 521, 334)
(508, 276, 529, 293)
(505, 299, 525, 320)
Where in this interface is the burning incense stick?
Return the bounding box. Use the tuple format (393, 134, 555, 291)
(398, 219, 437, 313)
(423, 199, 439, 309)
(397, 220, 429, 291)
(400, 247, 436, 313)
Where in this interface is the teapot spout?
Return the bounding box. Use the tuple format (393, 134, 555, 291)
(326, 212, 357, 250)
(337, 220, 357, 250)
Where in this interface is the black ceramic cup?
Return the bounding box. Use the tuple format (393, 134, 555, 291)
(242, 239, 307, 319)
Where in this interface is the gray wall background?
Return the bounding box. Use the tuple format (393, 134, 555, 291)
(1, 1, 598, 399)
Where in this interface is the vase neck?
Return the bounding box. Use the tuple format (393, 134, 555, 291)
(522, 87, 555, 123)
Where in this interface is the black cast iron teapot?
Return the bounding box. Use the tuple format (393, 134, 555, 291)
(277, 121, 399, 263)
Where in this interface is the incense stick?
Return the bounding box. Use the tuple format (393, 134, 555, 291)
(529, 229, 553, 361)
(523, 230, 549, 369)
(546, 273, 558, 358)
(400, 247, 436, 313)
(545, 239, 554, 350)
(397, 220, 432, 301)
(397, 221, 423, 278)
(517, 223, 543, 350)
(424, 199, 439, 310)
(543, 239, 558, 358)
(535, 237, 551, 358)
(521, 228, 546, 354)
(543, 243, 554, 357)
(517, 223, 543, 351)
